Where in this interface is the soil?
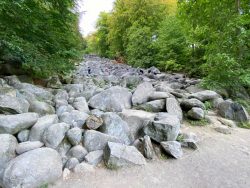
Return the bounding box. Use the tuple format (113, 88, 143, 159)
(51, 124, 250, 188)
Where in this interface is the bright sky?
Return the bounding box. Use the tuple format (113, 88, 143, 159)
(78, 0, 115, 36)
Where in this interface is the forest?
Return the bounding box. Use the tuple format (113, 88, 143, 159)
(86, 0, 249, 92)
(0, 0, 84, 78)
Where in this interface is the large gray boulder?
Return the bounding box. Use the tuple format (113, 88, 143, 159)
(218, 101, 249, 122)
(143, 114, 180, 143)
(0, 95, 29, 114)
(189, 90, 219, 102)
(100, 112, 133, 145)
(161, 141, 183, 159)
(143, 135, 155, 160)
(17, 83, 53, 102)
(136, 99, 165, 112)
(16, 141, 44, 155)
(0, 87, 17, 97)
(84, 150, 104, 166)
(29, 100, 55, 116)
(132, 82, 155, 105)
(43, 123, 70, 149)
(0, 134, 17, 186)
(72, 97, 89, 113)
(180, 98, 205, 111)
(166, 98, 183, 121)
(60, 110, 89, 128)
(56, 138, 72, 164)
(66, 127, 82, 146)
(29, 114, 58, 141)
(65, 158, 79, 170)
(56, 105, 74, 116)
(0, 113, 38, 134)
(119, 109, 155, 139)
(67, 145, 88, 162)
(89, 86, 132, 112)
(149, 92, 170, 101)
(187, 107, 205, 120)
(3, 148, 62, 188)
(104, 142, 146, 169)
(83, 130, 122, 152)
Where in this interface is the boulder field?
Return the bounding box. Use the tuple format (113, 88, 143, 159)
(0, 55, 249, 188)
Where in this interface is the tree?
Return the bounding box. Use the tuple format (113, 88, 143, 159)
(95, 12, 112, 57)
(179, 0, 250, 88)
(155, 16, 190, 72)
(126, 23, 155, 67)
(107, 0, 167, 61)
(0, 0, 84, 78)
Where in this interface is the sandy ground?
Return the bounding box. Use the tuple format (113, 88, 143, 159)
(51, 125, 250, 188)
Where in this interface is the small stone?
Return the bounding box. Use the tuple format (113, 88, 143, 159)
(85, 115, 103, 130)
(143, 135, 155, 159)
(161, 141, 183, 159)
(17, 130, 30, 142)
(67, 127, 82, 146)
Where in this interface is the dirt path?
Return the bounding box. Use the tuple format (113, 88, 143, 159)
(51, 125, 250, 188)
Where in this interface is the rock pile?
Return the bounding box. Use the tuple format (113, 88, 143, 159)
(0, 55, 249, 187)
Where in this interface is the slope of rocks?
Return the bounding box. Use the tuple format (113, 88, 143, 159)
(0, 55, 249, 188)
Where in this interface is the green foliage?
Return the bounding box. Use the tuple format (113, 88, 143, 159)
(204, 101, 213, 111)
(39, 183, 48, 188)
(187, 119, 209, 126)
(155, 16, 190, 72)
(179, 0, 250, 88)
(126, 23, 155, 67)
(0, 0, 84, 78)
(94, 12, 112, 57)
(238, 122, 250, 129)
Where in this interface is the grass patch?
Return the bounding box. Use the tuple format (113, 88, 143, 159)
(105, 163, 119, 170)
(176, 134, 184, 142)
(238, 122, 250, 129)
(204, 101, 213, 110)
(40, 184, 48, 188)
(187, 119, 209, 126)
